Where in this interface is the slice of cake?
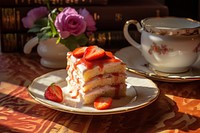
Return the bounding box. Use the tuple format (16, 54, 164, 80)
(65, 45, 126, 107)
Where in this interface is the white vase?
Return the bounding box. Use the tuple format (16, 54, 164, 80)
(23, 37, 69, 68)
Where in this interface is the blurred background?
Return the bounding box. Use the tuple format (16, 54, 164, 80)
(0, 0, 200, 52)
(158, 0, 199, 21)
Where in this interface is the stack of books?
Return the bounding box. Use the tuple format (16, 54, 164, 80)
(0, 0, 169, 52)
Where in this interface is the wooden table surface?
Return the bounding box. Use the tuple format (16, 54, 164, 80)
(0, 52, 200, 133)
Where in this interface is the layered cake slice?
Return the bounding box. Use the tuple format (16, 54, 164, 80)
(65, 45, 126, 107)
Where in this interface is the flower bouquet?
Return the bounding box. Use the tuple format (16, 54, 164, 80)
(22, 3, 96, 51)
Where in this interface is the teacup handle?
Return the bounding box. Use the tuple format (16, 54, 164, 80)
(23, 36, 39, 54)
(123, 20, 143, 51)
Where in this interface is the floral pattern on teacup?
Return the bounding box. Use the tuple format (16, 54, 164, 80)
(148, 42, 173, 55)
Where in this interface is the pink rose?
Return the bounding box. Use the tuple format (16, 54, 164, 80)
(79, 8, 96, 32)
(22, 6, 49, 28)
(54, 7, 86, 39)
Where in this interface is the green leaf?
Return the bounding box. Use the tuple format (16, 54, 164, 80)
(76, 34, 88, 46)
(37, 31, 52, 40)
(35, 18, 48, 27)
(58, 34, 88, 51)
(50, 8, 59, 20)
(59, 36, 76, 51)
(49, 20, 57, 37)
(28, 27, 41, 33)
(65, 43, 79, 51)
(40, 26, 51, 31)
(51, 8, 58, 14)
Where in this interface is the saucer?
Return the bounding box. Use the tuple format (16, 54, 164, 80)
(115, 46, 200, 82)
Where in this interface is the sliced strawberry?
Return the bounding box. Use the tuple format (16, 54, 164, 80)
(44, 83, 63, 103)
(94, 97, 113, 110)
(73, 47, 87, 58)
(84, 45, 105, 61)
(105, 51, 114, 59)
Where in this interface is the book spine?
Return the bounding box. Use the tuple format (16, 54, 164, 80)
(88, 30, 140, 49)
(0, 8, 29, 32)
(0, 33, 35, 52)
(0, 31, 139, 52)
(0, 0, 108, 7)
(0, 5, 168, 32)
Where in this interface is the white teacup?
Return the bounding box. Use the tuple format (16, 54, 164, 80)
(124, 17, 200, 73)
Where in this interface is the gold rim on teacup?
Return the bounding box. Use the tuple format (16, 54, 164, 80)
(141, 17, 200, 36)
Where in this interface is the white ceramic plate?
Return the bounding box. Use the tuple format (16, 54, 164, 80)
(115, 46, 200, 82)
(28, 69, 159, 115)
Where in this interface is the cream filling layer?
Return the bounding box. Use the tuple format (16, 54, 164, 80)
(66, 73, 126, 93)
(64, 84, 126, 105)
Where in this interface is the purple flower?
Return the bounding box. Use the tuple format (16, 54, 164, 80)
(79, 8, 96, 32)
(22, 6, 49, 28)
(54, 7, 87, 39)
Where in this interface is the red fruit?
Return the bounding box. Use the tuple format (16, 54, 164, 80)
(44, 83, 63, 103)
(105, 51, 114, 59)
(84, 45, 105, 61)
(73, 47, 87, 58)
(94, 97, 113, 110)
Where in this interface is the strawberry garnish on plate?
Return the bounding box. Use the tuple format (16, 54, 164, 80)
(94, 97, 113, 110)
(44, 83, 63, 103)
(73, 46, 87, 58)
(84, 45, 105, 61)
